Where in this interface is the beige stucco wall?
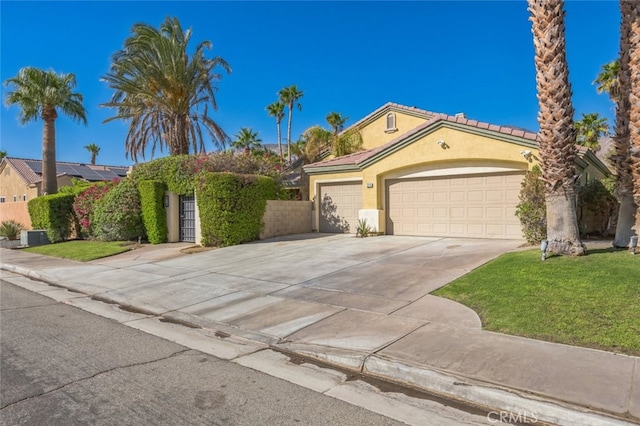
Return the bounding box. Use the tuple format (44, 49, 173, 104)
(359, 111, 428, 150)
(260, 200, 312, 240)
(0, 165, 38, 228)
(310, 127, 536, 205)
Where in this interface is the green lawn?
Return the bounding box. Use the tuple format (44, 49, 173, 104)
(433, 248, 640, 355)
(23, 240, 132, 262)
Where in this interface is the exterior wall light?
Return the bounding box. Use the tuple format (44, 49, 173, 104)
(630, 236, 638, 255)
(164, 195, 170, 208)
(366, 183, 374, 188)
(521, 150, 533, 160)
(437, 140, 449, 149)
(540, 239, 548, 261)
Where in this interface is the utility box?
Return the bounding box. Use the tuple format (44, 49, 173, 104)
(20, 230, 49, 247)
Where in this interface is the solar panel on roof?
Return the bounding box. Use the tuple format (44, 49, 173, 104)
(24, 160, 42, 173)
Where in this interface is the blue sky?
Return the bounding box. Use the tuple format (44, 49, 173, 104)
(1, 1, 620, 167)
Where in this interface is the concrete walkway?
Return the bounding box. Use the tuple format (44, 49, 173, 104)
(1, 234, 637, 425)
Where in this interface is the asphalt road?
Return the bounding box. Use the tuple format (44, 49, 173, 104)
(1, 280, 405, 426)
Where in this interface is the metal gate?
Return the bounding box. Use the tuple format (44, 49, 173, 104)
(179, 195, 196, 243)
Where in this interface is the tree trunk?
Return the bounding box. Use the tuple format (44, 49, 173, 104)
(612, 1, 637, 247)
(277, 121, 282, 159)
(613, 193, 638, 247)
(91, 154, 96, 165)
(528, 0, 585, 256)
(41, 113, 58, 195)
(628, 2, 640, 228)
(287, 106, 293, 164)
(546, 191, 586, 255)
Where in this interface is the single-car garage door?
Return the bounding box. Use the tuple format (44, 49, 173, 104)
(386, 173, 523, 239)
(319, 182, 362, 233)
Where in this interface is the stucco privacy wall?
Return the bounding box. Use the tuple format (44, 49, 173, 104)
(165, 193, 312, 244)
(260, 200, 312, 240)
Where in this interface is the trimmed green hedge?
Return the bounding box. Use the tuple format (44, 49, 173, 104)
(196, 172, 277, 247)
(28, 193, 76, 243)
(138, 180, 168, 244)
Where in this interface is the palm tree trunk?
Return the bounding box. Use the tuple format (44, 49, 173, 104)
(612, 0, 639, 247)
(91, 153, 96, 165)
(614, 194, 637, 247)
(287, 105, 293, 164)
(529, 0, 585, 256)
(41, 112, 58, 195)
(628, 2, 640, 235)
(277, 122, 282, 159)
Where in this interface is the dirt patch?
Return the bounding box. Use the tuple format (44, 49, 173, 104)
(180, 245, 216, 254)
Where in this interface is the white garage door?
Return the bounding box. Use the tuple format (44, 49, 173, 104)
(319, 182, 362, 233)
(386, 173, 523, 239)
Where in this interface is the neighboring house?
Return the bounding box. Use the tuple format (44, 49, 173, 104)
(0, 157, 130, 229)
(304, 102, 610, 239)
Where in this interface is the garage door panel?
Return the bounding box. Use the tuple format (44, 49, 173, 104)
(468, 207, 483, 219)
(319, 183, 362, 233)
(386, 173, 523, 239)
(486, 190, 504, 202)
(433, 192, 448, 202)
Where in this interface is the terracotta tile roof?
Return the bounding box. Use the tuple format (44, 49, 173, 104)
(3, 158, 42, 185)
(1, 157, 130, 185)
(306, 106, 540, 170)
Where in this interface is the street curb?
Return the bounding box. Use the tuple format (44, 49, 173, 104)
(363, 355, 635, 426)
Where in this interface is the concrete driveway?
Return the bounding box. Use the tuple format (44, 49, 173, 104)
(95, 234, 521, 339)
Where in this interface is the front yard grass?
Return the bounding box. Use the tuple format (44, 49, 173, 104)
(23, 240, 133, 262)
(433, 248, 640, 356)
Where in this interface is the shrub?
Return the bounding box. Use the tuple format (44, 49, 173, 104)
(138, 180, 168, 244)
(0, 220, 26, 240)
(72, 182, 115, 238)
(356, 218, 371, 238)
(28, 193, 76, 243)
(515, 166, 547, 244)
(93, 179, 145, 241)
(130, 152, 284, 195)
(196, 172, 277, 247)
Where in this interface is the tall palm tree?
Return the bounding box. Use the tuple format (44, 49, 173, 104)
(84, 143, 101, 165)
(266, 101, 285, 159)
(293, 126, 331, 201)
(278, 85, 303, 164)
(574, 113, 608, 151)
(231, 127, 262, 154)
(594, 60, 621, 100)
(528, 0, 585, 256)
(101, 16, 231, 162)
(601, 2, 638, 248)
(627, 2, 640, 238)
(4, 67, 87, 195)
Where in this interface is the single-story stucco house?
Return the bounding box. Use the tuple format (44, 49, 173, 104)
(0, 157, 130, 229)
(304, 102, 610, 239)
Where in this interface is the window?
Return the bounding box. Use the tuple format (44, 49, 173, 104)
(13, 195, 17, 202)
(385, 112, 397, 133)
(0, 197, 5, 204)
(23, 194, 27, 202)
